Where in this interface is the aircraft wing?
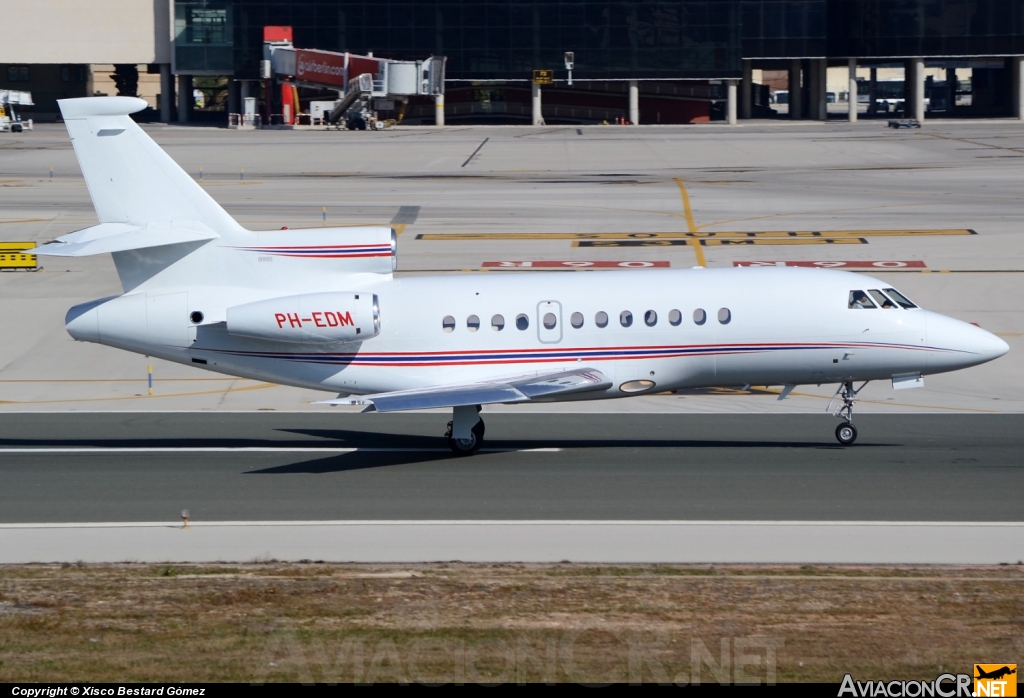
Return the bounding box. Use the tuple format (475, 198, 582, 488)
(318, 367, 612, 412)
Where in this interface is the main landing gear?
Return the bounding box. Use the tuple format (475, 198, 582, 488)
(445, 404, 485, 455)
(828, 380, 867, 446)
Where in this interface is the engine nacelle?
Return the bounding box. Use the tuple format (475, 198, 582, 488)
(226, 292, 379, 344)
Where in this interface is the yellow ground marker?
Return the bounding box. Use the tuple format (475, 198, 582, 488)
(673, 178, 706, 267)
(393, 224, 407, 236)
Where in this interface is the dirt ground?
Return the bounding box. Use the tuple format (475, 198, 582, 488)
(0, 563, 1021, 684)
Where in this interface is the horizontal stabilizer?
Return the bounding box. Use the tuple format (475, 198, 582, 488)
(319, 368, 611, 412)
(33, 222, 218, 257)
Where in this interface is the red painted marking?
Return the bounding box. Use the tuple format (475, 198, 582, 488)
(312, 312, 326, 327)
(733, 260, 926, 269)
(338, 311, 354, 326)
(325, 312, 339, 327)
(287, 313, 301, 328)
(274, 313, 287, 328)
(482, 261, 670, 269)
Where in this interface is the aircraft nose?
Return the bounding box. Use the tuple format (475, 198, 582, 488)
(925, 311, 1009, 372)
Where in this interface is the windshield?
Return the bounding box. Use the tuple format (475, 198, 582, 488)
(883, 288, 918, 309)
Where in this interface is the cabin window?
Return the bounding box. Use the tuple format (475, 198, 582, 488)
(491, 314, 505, 331)
(668, 309, 682, 326)
(644, 310, 657, 327)
(848, 291, 876, 309)
(442, 315, 456, 332)
(543, 312, 557, 330)
(868, 289, 897, 309)
(718, 308, 731, 324)
(620, 311, 633, 327)
(595, 311, 609, 328)
(516, 313, 529, 330)
(570, 312, 584, 328)
(467, 315, 480, 331)
(693, 308, 707, 325)
(884, 288, 918, 309)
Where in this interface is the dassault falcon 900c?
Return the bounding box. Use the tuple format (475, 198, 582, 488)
(36, 97, 1009, 453)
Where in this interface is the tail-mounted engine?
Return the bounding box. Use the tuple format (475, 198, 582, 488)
(226, 292, 379, 344)
(235, 226, 396, 275)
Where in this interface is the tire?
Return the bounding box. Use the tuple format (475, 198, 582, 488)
(11, 124, 22, 133)
(448, 419, 485, 456)
(835, 422, 858, 445)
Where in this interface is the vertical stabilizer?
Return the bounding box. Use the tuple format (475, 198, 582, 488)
(58, 97, 242, 235)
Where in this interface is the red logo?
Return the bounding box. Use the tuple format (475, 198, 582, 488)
(274, 311, 353, 329)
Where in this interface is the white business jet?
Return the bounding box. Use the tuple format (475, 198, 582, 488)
(36, 97, 1008, 453)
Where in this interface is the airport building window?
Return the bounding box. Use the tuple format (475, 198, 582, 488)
(693, 308, 707, 325)
(467, 314, 481, 331)
(868, 290, 897, 309)
(516, 313, 529, 330)
(849, 291, 876, 309)
(718, 308, 732, 324)
(620, 311, 633, 328)
(595, 311, 609, 328)
(668, 309, 682, 326)
(543, 312, 557, 330)
(442, 315, 456, 332)
(570, 312, 584, 329)
(491, 314, 505, 331)
(644, 310, 657, 327)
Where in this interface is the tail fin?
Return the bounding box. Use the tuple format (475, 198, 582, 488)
(57, 97, 240, 234)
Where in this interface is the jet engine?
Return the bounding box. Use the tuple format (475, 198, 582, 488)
(226, 292, 379, 344)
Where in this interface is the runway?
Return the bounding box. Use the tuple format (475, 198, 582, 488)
(1, 412, 1022, 564)
(2, 412, 1022, 522)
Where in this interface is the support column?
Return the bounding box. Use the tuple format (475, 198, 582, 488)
(434, 94, 445, 126)
(908, 57, 924, 121)
(808, 59, 820, 119)
(177, 74, 191, 124)
(868, 67, 878, 115)
(816, 58, 828, 120)
(159, 64, 173, 123)
(789, 59, 802, 119)
(531, 82, 543, 126)
(946, 67, 956, 115)
(726, 79, 737, 125)
(1013, 56, 1024, 120)
(741, 59, 753, 119)
(848, 57, 858, 122)
(628, 79, 639, 124)
(227, 79, 239, 118)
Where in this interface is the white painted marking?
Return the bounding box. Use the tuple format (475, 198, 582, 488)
(0, 447, 562, 454)
(0, 520, 1017, 530)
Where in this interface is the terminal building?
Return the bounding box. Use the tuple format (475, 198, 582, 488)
(3, 0, 1024, 125)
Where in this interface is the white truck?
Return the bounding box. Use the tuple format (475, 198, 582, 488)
(0, 90, 34, 132)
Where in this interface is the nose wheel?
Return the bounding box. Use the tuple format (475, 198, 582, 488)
(827, 381, 867, 446)
(835, 422, 858, 445)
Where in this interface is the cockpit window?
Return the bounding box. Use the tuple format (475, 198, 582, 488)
(868, 289, 898, 309)
(883, 288, 918, 309)
(849, 291, 876, 309)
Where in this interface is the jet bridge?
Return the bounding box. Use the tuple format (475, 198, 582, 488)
(264, 36, 445, 129)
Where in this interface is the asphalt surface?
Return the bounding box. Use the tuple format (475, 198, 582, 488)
(0, 412, 1021, 523)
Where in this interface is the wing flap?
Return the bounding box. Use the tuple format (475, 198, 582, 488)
(320, 368, 611, 412)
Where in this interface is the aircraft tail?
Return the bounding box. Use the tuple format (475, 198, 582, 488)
(56, 97, 241, 235)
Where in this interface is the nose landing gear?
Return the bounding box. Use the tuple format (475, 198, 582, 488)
(828, 381, 867, 445)
(445, 404, 485, 455)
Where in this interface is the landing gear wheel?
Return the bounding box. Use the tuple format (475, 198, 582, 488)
(447, 419, 485, 456)
(835, 422, 858, 445)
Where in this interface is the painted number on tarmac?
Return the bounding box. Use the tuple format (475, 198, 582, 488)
(482, 261, 670, 268)
(733, 261, 927, 269)
(576, 238, 869, 248)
